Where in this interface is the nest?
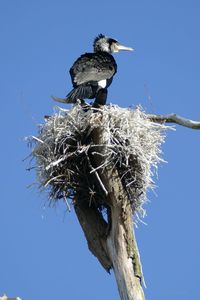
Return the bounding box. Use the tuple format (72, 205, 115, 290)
(29, 104, 167, 217)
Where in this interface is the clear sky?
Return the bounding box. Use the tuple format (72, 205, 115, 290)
(1, 0, 200, 299)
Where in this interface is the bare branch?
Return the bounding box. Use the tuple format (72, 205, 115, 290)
(147, 113, 200, 129)
(0, 296, 22, 300)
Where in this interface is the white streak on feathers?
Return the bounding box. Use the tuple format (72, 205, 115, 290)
(98, 79, 107, 88)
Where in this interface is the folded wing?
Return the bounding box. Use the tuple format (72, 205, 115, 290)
(70, 52, 117, 87)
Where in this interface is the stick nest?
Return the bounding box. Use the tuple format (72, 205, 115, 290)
(29, 104, 167, 216)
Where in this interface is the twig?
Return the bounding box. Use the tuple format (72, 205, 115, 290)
(86, 156, 108, 196)
(89, 160, 109, 174)
(31, 136, 44, 143)
(63, 194, 71, 211)
(147, 113, 200, 129)
(44, 175, 64, 187)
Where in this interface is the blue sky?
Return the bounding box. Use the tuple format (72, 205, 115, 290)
(1, 0, 200, 299)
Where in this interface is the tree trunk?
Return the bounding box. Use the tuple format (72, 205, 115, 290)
(106, 197, 145, 300)
(97, 164, 145, 300)
(74, 116, 145, 300)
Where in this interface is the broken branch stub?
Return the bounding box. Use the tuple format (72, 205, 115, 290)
(147, 113, 200, 129)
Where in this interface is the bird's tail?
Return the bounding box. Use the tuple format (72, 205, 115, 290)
(52, 85, 95, 104)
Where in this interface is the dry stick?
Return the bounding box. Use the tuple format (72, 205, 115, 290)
(147, 113, 200, 129)
(0, 296, 21, 300)
(86, 155, 108, 196)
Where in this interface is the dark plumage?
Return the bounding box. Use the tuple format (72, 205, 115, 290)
(52, 34, 133, 105)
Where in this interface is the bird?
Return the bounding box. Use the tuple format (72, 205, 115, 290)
(52, 34, 133, 106)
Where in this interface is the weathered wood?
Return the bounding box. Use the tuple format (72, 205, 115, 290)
(90, 117, 145, 300)
(147, 113, 200, 129)
(107, 203, 144, 300)
(70, 110, 145, 299)
(32, 104, 200, 299)
(98, 165, 144, 300)
(0, 296, 21, 300)
(74, 200, 112, 272)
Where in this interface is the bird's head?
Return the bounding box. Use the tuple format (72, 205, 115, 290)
(93, 34, 134, 54)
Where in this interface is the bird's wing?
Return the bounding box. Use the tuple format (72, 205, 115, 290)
(70, 53, 117, 86)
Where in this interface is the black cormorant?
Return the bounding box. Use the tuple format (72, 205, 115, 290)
(52, 34, 133, 105)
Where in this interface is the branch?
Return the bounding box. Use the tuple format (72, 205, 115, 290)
(147, 113, 200, 129)
(74, 199, 112, 272)
(0, 296, 21, 300)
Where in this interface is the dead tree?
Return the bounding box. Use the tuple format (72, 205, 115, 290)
(29, 104, 200, 300)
